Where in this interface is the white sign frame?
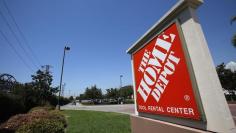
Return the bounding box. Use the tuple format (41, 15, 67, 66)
(127, 0, 236, 132)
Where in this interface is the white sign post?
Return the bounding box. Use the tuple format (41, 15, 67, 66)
(127, 0, 236, 132)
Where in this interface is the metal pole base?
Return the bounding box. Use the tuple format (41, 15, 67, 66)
(56, 105, 60, 110)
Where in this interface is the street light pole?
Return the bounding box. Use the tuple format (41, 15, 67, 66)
(119, 75, 123, 104)
(57, 46, 70, 110)
(120, 75, 123, 88)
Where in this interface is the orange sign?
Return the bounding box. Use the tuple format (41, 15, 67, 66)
(133, 23, 200, 120)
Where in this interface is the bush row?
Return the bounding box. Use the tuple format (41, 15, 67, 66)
(0, 107, 67, 133)
(0, 90, 70, 124)
(0, 92, 25, 123)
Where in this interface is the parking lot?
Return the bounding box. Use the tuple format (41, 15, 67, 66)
(61, 103, 135, 115)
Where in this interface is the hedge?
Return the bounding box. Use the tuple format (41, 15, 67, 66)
(0, 107, 67, 133)
(0, 92, 25, 124)
(16, 118, 64, 133)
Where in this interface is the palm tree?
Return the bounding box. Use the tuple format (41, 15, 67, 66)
(231, 16, 236, 47)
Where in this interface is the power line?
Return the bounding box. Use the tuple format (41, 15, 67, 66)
(2, 0, 42, 66)
(0, 8, 40, 70)
(0, 29, 34, 73)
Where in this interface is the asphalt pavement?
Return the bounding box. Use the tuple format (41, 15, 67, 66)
(61, 103, 135, 115)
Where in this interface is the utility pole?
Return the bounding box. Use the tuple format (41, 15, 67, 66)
(41, 65, 52, 86)
(120, 75, 123, 88)
(41, 65, 52, 73)
(119, 75, 123, 104)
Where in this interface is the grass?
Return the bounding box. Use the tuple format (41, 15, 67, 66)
(62, 110, 131, 133)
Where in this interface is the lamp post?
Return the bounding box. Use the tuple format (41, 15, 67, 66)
(120, 75, 123, 89)
(57, 46, 70, 110)
(119, 75, 123, 104)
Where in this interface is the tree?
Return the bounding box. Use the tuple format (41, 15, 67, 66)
(119, 85, 133, 99)
(78, 94, 85, 100)
(216, 63, 236, 100)
(106, 88, 119, 99)
(75, 96, 80, 100)
(31, 69, 58, 105)
(69, 96, 74, 101)
(84, 85, 103, 100)
(231, 16, 236, 47)
(13, 83, 40, 110)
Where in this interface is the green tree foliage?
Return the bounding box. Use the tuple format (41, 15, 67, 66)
(0, 91, 25, 123)
(0, 107, 66, 133)
(11, 81, 61, 110)
(69, 96, 74, 101)
(75, 96, 80, 100)
(216, 63, 236, 100)
(13, 83, 40, 110)
(106, 88, 119, 99)
(231, 16, 236, 47)
(31, 70, 58, 105)
(79, 85, 134, 100)
(105, 85, 133, 99)
(78, 94, 85, 100)
(84, 85, 103, 100)
(119, 85, 133, 99)
(0, 70, 71, 124)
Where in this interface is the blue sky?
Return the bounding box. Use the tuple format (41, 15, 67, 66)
(0, 0, 236, 96)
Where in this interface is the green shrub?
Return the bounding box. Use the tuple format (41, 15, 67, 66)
(59, 97, 71, 106)
(28, 108, 67, 128)
(29, 106, 54, 113)
(0, 109, 49, 132)
(16, 118, 64, 133)
(12, 84, 41, 111)
(0, 114, 28, 133)
(0, 92, 25, 123)
(49, 110, 67, 128)
(0, 106, 67, 133)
